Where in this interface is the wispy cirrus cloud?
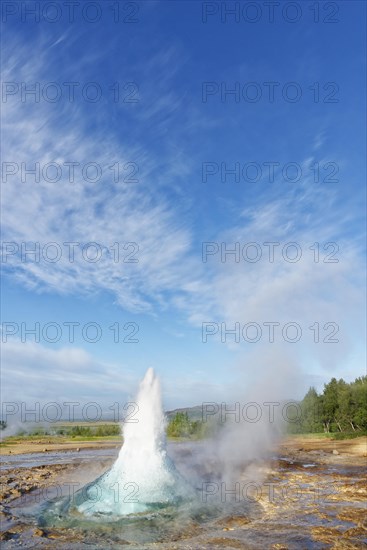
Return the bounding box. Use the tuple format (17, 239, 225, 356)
(1, 34, 196, 312)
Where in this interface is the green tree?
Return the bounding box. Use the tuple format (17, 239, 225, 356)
(166, 411, 206, 438)
(286, 375, 366, 435)
(322, 378, 340, 432)
(338, 381, 355, 431)
(350, 377, 367, 430)
(300, 387, 323, 432)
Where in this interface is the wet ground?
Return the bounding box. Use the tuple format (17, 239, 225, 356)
(1, 438, 366, 549)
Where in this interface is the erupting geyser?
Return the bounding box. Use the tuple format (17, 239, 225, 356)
(73, 368, 194, 516)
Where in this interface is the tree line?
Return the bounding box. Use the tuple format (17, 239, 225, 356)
(166, 376, 366, 439)
(166, 411, 207, 438)
(288, 376, 366, 435)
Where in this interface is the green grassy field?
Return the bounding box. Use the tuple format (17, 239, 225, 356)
(0, 422, 122, 448)
(1, 421, 365, 450)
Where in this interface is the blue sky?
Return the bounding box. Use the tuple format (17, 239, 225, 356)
(1, 0, 366, 413)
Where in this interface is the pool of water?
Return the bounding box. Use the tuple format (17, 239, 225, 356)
(0, 448, 118, 470)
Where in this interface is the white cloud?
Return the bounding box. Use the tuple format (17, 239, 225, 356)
(0, 338, 136, 405)
(1, 35, 196, 312)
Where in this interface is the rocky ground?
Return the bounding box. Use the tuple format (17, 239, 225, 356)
(0, 436, 366, 548)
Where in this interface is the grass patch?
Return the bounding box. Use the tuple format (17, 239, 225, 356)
(330, 430, 367, 440)
(288, 431, 367, 441)
(66, 435, 121, 442)
(288, 433, 332, 439)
